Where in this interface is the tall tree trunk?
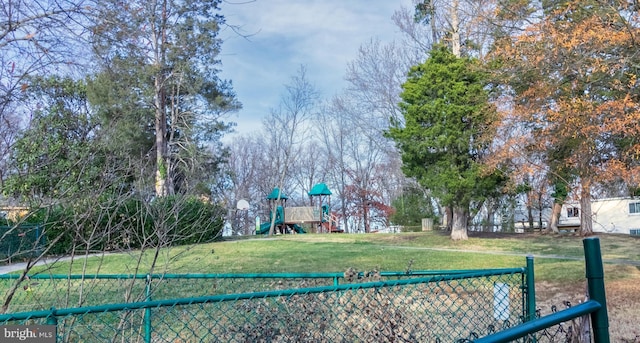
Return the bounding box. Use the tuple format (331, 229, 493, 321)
(444, 206, 453, 230)
(154, 0, 170, 197)
(363, 197, 370, 233)
(580, 179, 593, 236)
(527, 194, 534, 232)
(341, 190, 348, 233)
(547, 202, 562, 233)
(450, 0, 461, 58)
(450, 205, 468, 240)
(485, 199, 494, 232)
(268, 201, 279, 236)
(429, 1, 438, 44)
(537, 192, 544, 230)
(154, 77, 168, 197)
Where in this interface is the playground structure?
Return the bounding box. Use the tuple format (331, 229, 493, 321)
(308, 183, 342, 233)
(255, 204, 306, 234)
(256, 183, 342, 235)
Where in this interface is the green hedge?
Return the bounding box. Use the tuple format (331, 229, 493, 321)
(23, 195, 224, 255)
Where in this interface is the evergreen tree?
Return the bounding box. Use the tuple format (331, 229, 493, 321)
(388, 45, 501, 240)
(90, 0, 240, 197)
(389, 184, 436, 228)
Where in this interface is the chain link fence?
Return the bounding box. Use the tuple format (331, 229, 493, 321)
(1, 238, 611, 342)
(529, 302, 592, 343)
(1, 269, 527, 342)
(473, 237, 609, 343)
(1, 269, 523, 311)
(0, 225, 45, 263)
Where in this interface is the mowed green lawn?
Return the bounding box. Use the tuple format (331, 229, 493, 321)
(40, 231, 640, 285)
(26, 230, 640, 340)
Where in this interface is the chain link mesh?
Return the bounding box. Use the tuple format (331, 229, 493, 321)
(526, 302, 592, 343)
(1, 271, 526, 342)
(1, 271, 515, 311)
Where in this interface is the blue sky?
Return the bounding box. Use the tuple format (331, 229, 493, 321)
(219, 0, 413, 138)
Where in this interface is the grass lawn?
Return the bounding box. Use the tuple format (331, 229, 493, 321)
(39, 231, 638, 283)
(24, 230, 640, 341)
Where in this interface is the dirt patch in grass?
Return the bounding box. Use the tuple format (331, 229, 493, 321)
(603, 278, 640, 342)
(535, 279, 640, 342)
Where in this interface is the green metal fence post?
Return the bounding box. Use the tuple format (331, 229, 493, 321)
(525, 255, 536, 321)
(145, 274, 152, 343)
(525, 255, 536, 343)
(46, 307, 57, 343)
(583, 237, 610, 343)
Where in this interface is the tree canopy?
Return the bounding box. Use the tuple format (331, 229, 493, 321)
(489, 0, 640, 235)
(388, 45, 503, 240)
(3, 77, 97, 200)
(91, 0, 240, 197)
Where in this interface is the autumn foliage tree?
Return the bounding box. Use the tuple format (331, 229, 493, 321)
(490, 0, 640, 236)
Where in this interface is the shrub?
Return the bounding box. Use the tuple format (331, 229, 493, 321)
(147, 195, 224, 247)
(24, 195, 224, 255)
(28, 205, 75, 255)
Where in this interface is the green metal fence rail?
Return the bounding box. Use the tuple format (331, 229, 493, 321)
(0, 268, 529, 313)
(474, 237, 610, 343)
(1, 268, 530, 342)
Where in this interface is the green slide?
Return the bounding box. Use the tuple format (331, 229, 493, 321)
(256, 222, 306, 234)
(256, 222, 272, 235)
(291, 223, 306, 234)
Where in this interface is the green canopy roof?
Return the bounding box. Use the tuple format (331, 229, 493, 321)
(308, 183, 332, 196)
(266, 187, 288, 200)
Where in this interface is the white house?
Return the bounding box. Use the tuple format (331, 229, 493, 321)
(559, 197, 640, 235)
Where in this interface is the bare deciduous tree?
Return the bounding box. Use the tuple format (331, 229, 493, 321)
(398, 0, 499, 58)
(262, 66, 319, 235)
(223, 135, 266, 235)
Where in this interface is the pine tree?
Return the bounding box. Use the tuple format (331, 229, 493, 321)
(90, 0, 240, 197)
